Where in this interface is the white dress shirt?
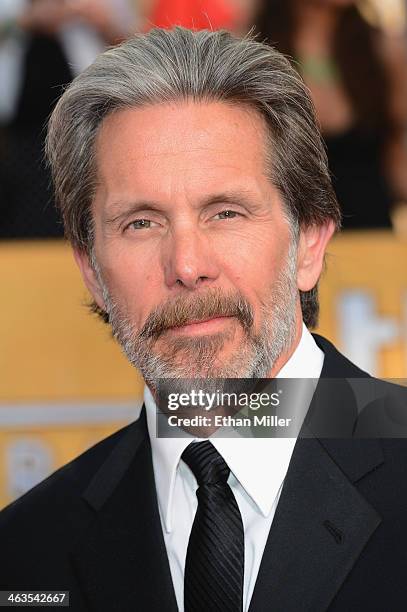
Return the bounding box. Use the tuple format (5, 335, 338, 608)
(144, 323, 324, 612)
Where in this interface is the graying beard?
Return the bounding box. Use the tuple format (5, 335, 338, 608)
(93, 240, 298, 384)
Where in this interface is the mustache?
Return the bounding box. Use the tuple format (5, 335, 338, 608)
(139, 288, 254, 340)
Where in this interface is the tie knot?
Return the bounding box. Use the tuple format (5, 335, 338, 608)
(182, 441, 230, 486)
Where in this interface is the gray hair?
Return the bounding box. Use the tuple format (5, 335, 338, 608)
(46, 26, 341, 328)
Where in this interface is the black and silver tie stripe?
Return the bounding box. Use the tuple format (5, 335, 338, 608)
(182, 440, 244, 612)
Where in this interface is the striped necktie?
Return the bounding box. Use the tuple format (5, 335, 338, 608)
(182, 441, 244, 612)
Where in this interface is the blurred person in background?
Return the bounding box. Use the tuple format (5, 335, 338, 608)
(0, 0, 138, 238)
(146, 0, 239, 31)
(144, 0, 263, 33)
(255, 0, 407, 230)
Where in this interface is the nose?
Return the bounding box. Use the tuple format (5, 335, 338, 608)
(163, 226, 220, 290)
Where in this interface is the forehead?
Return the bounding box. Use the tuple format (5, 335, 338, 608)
(94, 101, 273, 201)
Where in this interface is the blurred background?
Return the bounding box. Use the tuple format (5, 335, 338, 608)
(1, 0, 406, 508)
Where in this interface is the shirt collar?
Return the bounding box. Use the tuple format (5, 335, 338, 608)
(277, 323, 324, 378)
(145, 323, 324, 531)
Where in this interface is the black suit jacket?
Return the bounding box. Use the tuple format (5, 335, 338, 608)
(1, 335, 407, 611)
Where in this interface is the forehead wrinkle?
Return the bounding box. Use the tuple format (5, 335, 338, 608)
(96, 99, 270, 158)
(94, 101, 276, 219)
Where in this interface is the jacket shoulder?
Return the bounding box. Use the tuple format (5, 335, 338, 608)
(0, 415, 147, 590)
(0, 419, 136, 526)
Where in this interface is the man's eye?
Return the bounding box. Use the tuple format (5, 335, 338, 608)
(214, 210, 240, 220)
(128, 219, 152, 229)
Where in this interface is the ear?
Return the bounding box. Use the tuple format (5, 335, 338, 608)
(73, 249, 106, 310)
(296, 221, 335, 292)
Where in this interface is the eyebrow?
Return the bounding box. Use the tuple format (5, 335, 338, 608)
(103, 189, 260, 227)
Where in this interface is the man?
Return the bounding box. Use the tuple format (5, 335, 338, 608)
(1, 27, 407, 612)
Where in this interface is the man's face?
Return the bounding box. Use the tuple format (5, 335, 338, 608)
(76, 101, 329, 386)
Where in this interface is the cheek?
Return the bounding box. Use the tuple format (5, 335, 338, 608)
(102, 248, 162, 323)
(218, 230, 287, 277)
(217, 241, 288, 310)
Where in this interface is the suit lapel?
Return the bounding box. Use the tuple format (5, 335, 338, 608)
(249, 436, 382, 612)
(70, 409, 178, 612)
(249, 335, 383, 612)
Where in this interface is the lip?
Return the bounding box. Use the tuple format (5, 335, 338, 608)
(166, 316, 235, 335)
